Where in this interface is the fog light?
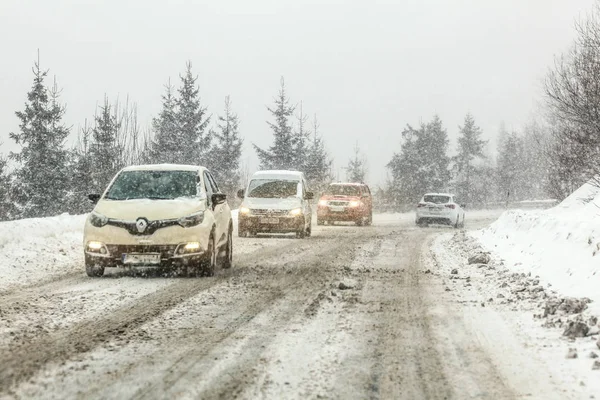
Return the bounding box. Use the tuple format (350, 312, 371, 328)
(184, 242, 201, 251)
(88, 241, 103, 250)
(240, 207, 250, 214)
(318, 200, 328, 207)
(290, 208, 302, 216)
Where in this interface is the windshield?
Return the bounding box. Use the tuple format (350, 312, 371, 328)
(324, 185, 360, 197)
(104, 170, 199, 200)
(423, 195, 450, 204)
(247, 179, 299, 198)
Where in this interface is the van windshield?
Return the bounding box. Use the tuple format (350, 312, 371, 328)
(104, 170, 199, 200)
(247, 179, 299, 198)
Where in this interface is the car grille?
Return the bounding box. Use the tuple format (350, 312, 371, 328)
(251, 209, 290, 216)
(328, 201, 349, 207)
(105, 244, 178, 259)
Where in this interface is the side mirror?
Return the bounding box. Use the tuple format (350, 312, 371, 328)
(305, 191, 314, 200)
(212, 193, 227, 206)
(237, 189, 245, 199)
(88, 194, 101, 204)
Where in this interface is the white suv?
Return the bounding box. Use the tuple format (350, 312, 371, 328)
(83, 164, 233, 277)
(416, 193, 465, 228)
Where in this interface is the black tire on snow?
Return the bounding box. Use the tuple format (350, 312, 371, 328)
(222, 226, 233, 269)
(200, 233, 217, 276)
(85, 264, 105, 277)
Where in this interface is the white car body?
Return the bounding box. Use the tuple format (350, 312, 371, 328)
(237, 170, 313, 237)
(415, 192, 465, 228)
(83, 164, 233, 276)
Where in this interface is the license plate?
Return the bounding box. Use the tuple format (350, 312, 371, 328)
(122, 253, 161, 265)
(260, 217, 280, 224)
(330, 206, 345, 212)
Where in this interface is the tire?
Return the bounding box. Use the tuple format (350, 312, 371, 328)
(200, 233, 217, 276)
(85, 262, 105, 277)
(306, 221, 312, 237)
(222, 225, 233, 269)
(367, 210, 373, 226)
(356, 217, 364, 226)
(454, 216, 460, 229)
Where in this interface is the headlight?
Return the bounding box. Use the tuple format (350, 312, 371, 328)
(240, 207, 250, 214)
(86, 241, 108, 255)
(177, 242, 202, 254)
(178, 211, 205, 228)
(89, 211, 108, 227)
(318, 200, 328, 207)
(349, 201, 361, 207)
(289, 208, 303, 216)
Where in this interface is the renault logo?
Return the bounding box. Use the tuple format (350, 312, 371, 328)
(136, 218, 148, 234)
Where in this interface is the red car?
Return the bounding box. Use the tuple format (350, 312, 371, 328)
(317, 183, 373, 226)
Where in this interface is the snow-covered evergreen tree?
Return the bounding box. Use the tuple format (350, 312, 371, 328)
(453, 113, 487, 206)
(497, 132, 525, 203)
(345, 142, 367, 182)
(305, 115, 332, 192)
(67, 121, 94, 213)
(9, 61, 71, 218)
(211, 96, 243, 201)
(89, 98, 122, 193)
(254, 77, 296, 170)
(150, 80, 178, 163)
(0, 154, 15, 220)
(387, 116, 451, 205)
(176, 62, 211, 166)
(292, 102, 310, 171)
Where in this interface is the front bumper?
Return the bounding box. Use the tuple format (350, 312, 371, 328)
(85, 243, 206, 268)
(238, 214, 304, 233)
(317, 206, 366, 221)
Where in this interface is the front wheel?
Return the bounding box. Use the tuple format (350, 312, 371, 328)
(85, 262, 105, 277)
(200, 233, 217, 276)
(222, 226, 233, 269)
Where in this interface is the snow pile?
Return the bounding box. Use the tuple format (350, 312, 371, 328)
(0, 214, 87, 292)
(473, 182, 600, 315)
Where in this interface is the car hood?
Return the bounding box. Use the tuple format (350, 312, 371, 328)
(242, 197, 302, 210)
(93, 198, 205, 220)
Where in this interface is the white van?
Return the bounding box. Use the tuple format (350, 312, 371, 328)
(237, 170, 313, 238)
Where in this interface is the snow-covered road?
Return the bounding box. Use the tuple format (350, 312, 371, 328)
(1, 210, 597, 399)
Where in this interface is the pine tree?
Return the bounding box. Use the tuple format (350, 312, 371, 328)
(453, 113, 486, 206)
(292, 102, 310, 171)
(0, 154, 15, 220)
(150, 80, 178, 163)
(346, 142, 367, 182)
(89, 97, 122, 193)
(305, 115, 332, 192)
(211, 96, 243, 200)
(497, 132, 525, 203)
(387, 116, 451, 206)
(67, 121, 94, 213)
(9, 60, 71, 218)
(176, 62, 211, 166)
(254, 77, 296, 170)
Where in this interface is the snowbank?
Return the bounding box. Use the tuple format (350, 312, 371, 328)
(472, 182, 600, 314)
(0, 214, 87, 292)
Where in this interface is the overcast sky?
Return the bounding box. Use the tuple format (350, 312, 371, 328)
(0, 0, 596, 185)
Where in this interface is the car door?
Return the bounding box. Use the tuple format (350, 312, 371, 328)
(204, 171, 228, 246)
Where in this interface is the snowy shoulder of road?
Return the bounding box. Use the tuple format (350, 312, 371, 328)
(0, 214, 87, 292)
(472, 182, 600, 314)
(429, 185, 600, 398)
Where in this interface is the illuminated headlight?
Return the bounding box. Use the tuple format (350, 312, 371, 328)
(89, 211, 108, 228)
(289, 208, 303, 216)
(177, 242, 202, 255)
(349, 201, 361, 208)
(178, 211, 205, 228)
(318, 200, 328, 207)
(87, 241, 108, 254)
(240, 207, 250, 214)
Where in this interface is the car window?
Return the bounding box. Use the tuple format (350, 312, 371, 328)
(423, 195, 450, 204)
(247, 179, 299, 198)
(324, 185, 360, 196)
(206, 172, 219, 193)
(203, 172, 214, 205)
(104, 170, 198, 200)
